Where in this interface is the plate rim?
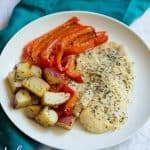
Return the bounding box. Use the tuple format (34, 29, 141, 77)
(0, 10, 150, 150)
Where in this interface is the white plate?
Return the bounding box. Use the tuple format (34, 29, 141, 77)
(0, 11, 150, 150)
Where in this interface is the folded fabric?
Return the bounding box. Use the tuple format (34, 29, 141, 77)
(0, 0, 149, 150)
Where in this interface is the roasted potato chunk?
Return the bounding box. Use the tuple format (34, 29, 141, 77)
(42, 91, 69, 106)
(24, 105, 41, 119)
(14, 89, 31, 108)
(7, 71, 22, 93)
(35, 106, 58, 127)
(15, 62, 32, 80)
(22, 77, 50, 97)
(30, 65, 42, 78)
(43, 68, 63, 84)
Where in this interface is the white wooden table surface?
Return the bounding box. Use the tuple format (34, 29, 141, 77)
(0, 0, 150, 150)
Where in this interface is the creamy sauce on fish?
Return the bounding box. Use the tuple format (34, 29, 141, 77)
(69, 42, 134, 133)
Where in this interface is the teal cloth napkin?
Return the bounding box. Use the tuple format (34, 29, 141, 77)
(0, 0, 149, 149)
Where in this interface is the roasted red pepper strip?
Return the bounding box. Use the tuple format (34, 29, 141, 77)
(61, 26, 95, 48)
(23, 35, 47, 65)
(23, 17, 79, 65)
(64, 55, 84, 83)
(55, 42, 66, 72)
(22, 44, 34, 64)
(73, 32, 95, 46)
(60, 84, 78, 115)
(94, 31, 108, 45)
(64, 31, 108, 55)
(40, 55, 55, 68)
(40, 40, 58, 68)
(54, 25, 86, 71)
(40, 25, 84, 68)
(64, 39, 95, 55)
